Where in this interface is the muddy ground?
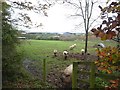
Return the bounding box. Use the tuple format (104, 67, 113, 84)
(23, 53, 98, 89)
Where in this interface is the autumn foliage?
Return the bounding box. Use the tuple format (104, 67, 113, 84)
(91, 1, 120, 89)
(95, 46, 120, 88)
(95, 46, 120, 73)
(91, 1, 120, 41)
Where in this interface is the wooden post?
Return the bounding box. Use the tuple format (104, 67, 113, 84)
(72, 62, 78, 90)
(43, 59, 46, 86)
(90, 62, 95, 88)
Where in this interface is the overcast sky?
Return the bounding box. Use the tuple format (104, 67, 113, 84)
(6, 0, 115, 33)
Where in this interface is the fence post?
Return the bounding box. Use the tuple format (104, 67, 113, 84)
(72, 62, 78, 90)
(43, 59, 46, 86)
(90, 62, 95, 88)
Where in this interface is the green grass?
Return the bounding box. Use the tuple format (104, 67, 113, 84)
(18, 39, 117, 72)
(19, 39, 117, 59)
(16, 39, 118, 88)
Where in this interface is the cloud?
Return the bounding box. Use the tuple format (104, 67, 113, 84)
(41, 3, 78, 33)
(8, 0, 112, 33)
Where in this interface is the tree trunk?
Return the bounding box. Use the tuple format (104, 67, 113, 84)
(85, 30, 88, 53)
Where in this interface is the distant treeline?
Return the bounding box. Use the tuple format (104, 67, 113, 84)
(20, 32, 97, 41)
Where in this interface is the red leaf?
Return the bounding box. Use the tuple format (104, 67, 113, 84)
(106, 34, 113, 39)
(111, 21, 117, 29)
(107, 70, 112, 74)
(98, 32, 105, 38)
(111, 31, 116, 36)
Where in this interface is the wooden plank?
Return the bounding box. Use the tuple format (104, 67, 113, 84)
(43, 59, 46, 86)
(78, 61, 93, 65)
(90, 62, 95, 88)
(79, 79, 90, 84)
(79, 79, 89, 84)
(72, 61, 120, 89)
(72, 62, 78, 90)
(79, 70, 91, 75)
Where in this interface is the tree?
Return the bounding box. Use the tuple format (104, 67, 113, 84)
(64, 0, 99, 53)
(2, 1, 22, 82)
(6, 0, 56, 29)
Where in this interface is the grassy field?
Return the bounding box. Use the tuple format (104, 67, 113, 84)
(19, 39, 117, 59)
(16, 39, 118, 88)
(17, 39, 117, 73)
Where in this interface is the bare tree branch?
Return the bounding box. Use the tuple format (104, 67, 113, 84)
(88, 15, 101, 30)
(70, 14, 83, 17)
(67, 1, 79, 8)
(65, 0, 99, 53)
(78, 0, 85, 20)
(6, 0, 54, 29)
(88, 1, 98, 19)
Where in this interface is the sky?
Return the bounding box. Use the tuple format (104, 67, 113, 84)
(6, 0, 115, 33)
(42, 3, 80, 33)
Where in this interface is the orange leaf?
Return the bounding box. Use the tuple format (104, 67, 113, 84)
(110, 80, 117, 84)
(106, 34, 113, 39)
(98, 67, 107, 71)
(111, 83, 118, 88)
(101, 34, 107, 40)
(109, 56, 113, 62)
(98, 32, 105, 38)
(94, 60, 99, 64)
(100, 52, 106, 56)
(111, 31, 116, 36)
(110, 79, 119, 87)
(94, 31, 100, 37)
(107, 70, 112, 74)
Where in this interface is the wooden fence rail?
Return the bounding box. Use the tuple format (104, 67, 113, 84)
(72, 61, 120, 89)
(43, 59, 46, 86)
(42, 59, 119, 89)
